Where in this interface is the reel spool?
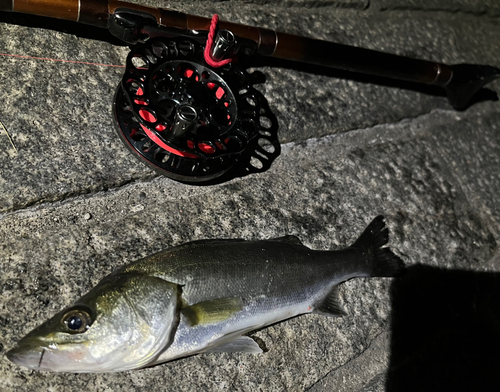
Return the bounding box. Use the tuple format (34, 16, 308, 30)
(113, 37, 265, 183)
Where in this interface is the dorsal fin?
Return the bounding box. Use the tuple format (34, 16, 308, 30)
(270, 235, 304, 246)
(183, 239, 246, 247)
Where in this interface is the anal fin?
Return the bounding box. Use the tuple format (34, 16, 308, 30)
(314, 286, 347, 318)
(205, 336, 263, 354)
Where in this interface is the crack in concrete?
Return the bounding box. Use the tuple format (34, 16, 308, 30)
(9, 184, 140, 212)
(281, 107, 460, 150)
(0, 175, 158, 221)
(304, 329, 390, 391)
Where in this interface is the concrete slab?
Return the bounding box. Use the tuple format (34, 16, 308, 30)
(0, 0, 499, 391)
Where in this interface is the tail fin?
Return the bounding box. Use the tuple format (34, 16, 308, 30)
(352, 215, 405, 277)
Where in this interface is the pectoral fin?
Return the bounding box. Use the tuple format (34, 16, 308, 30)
(182, 297, 243, 326)
(314, 286, 347, 317)
(205, 336, 263, 354)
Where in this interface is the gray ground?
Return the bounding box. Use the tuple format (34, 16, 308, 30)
(1, 0, 499, 391)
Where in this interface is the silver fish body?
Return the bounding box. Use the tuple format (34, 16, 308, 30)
(7, 216, 403, 372)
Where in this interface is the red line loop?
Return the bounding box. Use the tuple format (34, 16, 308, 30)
(204, 14, 233, 68)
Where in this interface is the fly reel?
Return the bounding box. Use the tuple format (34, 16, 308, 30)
(113, 37, 265, 183)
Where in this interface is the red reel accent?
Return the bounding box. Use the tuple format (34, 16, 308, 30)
(140, 124, 198, 159)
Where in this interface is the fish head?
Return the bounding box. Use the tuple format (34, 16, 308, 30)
(7, 272, 180, 372)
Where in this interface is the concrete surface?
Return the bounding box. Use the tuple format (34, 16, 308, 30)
(0, 0, 499, 391)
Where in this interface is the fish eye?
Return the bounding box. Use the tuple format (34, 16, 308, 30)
(61, 309, 93, 334)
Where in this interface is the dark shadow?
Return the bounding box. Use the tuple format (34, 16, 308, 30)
(387, 265, 500, 392)
(463, 88, 499, 108)
(0, 11, 126, 46)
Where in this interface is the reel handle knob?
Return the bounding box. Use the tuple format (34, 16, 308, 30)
(170, 105, 198, 140)
(210, 30, 237, 62)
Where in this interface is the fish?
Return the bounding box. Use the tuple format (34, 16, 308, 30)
(7, 215, 404, 373)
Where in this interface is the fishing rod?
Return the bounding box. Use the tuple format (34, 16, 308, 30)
(1, 0, 499, 183)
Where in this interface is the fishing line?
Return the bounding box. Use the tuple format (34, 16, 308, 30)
(0, 52, 125, 68)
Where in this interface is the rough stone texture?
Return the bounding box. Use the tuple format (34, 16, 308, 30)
(307, 331, 390, 392)
(0, 0, 499, 391)
(373, 0, 500, 16)
(430, 110, 500, 240)
(181, 0, 370, 8)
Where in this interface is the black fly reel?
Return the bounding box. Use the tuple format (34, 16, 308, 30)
(113, 37, 272, 183)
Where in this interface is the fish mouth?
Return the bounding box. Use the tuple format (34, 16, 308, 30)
(6, 344, 46, 371)
(6, 340, 81, 372)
